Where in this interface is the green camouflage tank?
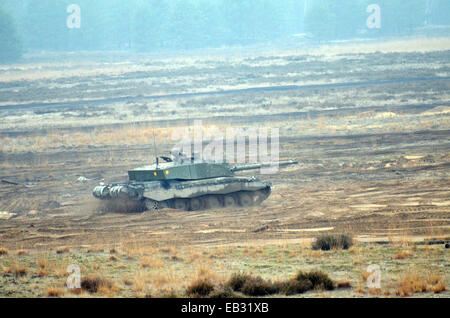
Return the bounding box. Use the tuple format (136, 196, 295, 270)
(93, 154, 298, 212)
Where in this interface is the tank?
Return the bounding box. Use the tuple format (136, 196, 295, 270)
(92, 155, 298, 212)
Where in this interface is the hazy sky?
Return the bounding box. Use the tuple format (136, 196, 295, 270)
(1, 0, 449, 60)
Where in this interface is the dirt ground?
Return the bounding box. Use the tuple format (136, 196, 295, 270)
(0, 38, 449, 297)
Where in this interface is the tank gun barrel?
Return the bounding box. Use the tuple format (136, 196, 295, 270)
(230, 159, 298, 172)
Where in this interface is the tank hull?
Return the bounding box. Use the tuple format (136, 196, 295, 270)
(92, 158, 297, 212)
(93, 176, 271, 211)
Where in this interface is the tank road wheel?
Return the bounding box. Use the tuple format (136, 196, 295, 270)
(223, 195, 236, 208)
(174, 199, 189, 211)
(254, 188, 271, 204)
(205, 195, 221, 209)
(145, 199, 160, 211)
(238, 192, 254, 207)
(189, 198, 202, 211)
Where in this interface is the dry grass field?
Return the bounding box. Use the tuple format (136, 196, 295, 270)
(0, 37, 449, 297)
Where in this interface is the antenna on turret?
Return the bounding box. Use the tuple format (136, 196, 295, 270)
(187, 111, 193, 162)
(152, 126, 159, 168)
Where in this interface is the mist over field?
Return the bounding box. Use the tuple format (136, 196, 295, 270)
(1, 0, 450, 62)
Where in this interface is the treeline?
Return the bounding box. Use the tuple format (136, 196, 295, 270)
(304, 0, 449, 39)
(0, 7, 23, 63)
(0, 0, 449, 62)
(0, 0, 303, 54)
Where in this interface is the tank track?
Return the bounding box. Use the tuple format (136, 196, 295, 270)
(166, 187, 271, 211)
(143, 187, 271, 212)
(97, 188, 271, 213)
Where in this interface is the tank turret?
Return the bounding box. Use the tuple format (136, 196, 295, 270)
(126, 159, 299, 181)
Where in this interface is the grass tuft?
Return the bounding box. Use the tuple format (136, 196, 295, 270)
(337, 281, 352, 289)
(431, 281, 446, 294)
(109, 255, 119, 262)
(3, 263, 27, 277)
(139, 256, 164, 268)
(240, 276, 279, 296)
(16, 249, 27, 256)
(37, 269, 50, 277)
(186, 278, 215, 297)
(226, 272, 253, 292)
(81, 275, 113, 294)
(296, 270, 335, 291)
(47, 287, 65, 297)
(70, 288, 83, 295)
(226, 270, 336, 296)
(312, 234, 353, 251)
(56, 246, 70, 254)
(395, 273, 426, 296)
(209, 284, 237, 298)
(276, 279, 313, 295)
(394, 272, 446, 296)
(0, 247, 9, 256)
(392, 250, 413, 259)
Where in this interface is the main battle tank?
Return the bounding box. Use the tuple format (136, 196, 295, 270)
(93, 154, 298, 212)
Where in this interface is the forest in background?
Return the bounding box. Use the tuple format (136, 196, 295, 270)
(1, 0, 449, 62)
